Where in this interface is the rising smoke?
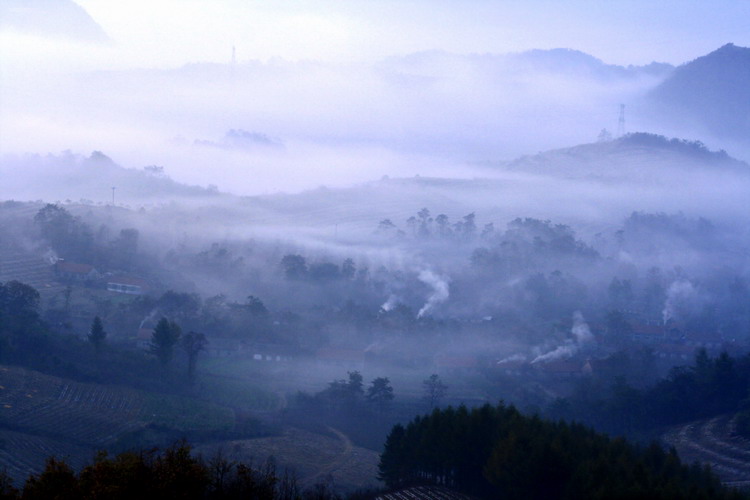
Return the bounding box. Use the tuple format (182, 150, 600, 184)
(416, 270, 450, 318)
(532, 310, 592, 364)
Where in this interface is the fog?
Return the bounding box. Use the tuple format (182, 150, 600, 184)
(2, 2, 750, 490)
(2, 1, 749, 197)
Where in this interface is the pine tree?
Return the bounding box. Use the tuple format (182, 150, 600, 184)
(150, 318, 181, 367)
(87, 316, 106, 354)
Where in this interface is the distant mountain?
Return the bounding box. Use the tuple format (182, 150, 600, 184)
(499, 132, 748, 181)
(0, 151, 219, 205)
(382, 48, 673, 81)
(650, 43, 750, 141)
(0, 0, 110, 43)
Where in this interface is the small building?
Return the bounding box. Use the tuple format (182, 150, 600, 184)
(533, 359, 584, 378)
(55, 261, 99, 282)
(316, 348, 365, 370)
(629, 324, 666, 343)
(653, 343, 696, 361)
(495, 359, 530, 377)
(247, 342, 295, 362)
(136, 327, 153, 349)
(682, 331, 723, 350)
(435, 354, 479, 373)
(204, 338, 243, 357)
(107, 275, 149, 295)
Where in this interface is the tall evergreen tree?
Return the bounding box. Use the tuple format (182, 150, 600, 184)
(87, 316, 106, 354)
(150, 318, 181, 367)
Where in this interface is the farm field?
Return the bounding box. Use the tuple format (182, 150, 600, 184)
(376, 486, 474, 500)
(0, 364, 238, 485)
(195, 426, 381, 493)
(0, 427, 91, 484)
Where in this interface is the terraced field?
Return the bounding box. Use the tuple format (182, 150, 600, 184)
(0, 428, 91, 483)
(0, 365, 236, 485)
(0, 252, 64, 300)
(0, 366, 145, 447)
(663, 414, 750, 488)
(377, 486, 474, 500)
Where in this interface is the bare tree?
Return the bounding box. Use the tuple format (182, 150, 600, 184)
(423, 374, 447, 409)
(182, 331, 207, 384)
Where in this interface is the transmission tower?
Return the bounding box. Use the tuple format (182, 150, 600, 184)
(617, 104, 626, 137)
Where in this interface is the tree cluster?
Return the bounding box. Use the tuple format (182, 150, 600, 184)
(379, 403, 743, 499)
(377, 209, 483, 241)
(1, 442, 347, 500)
(548, 349, 750, 437)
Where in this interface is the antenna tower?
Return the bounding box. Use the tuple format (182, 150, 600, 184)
(617, 104, 626, 137)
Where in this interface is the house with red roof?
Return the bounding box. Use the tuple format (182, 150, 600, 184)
(54, 260, 99, 282)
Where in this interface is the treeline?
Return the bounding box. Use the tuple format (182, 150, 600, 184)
(548, 349, 750, 437)
(0, 281, 217, 400)
(0, 442, 367, 500)
(34, 203, 141, 272)
(379, 403, 744, 500)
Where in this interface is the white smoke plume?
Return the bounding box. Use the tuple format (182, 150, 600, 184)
(531, 343, 578, 364)
(497, 353, 527, 365)
(416, 269, 450, 318)
(662, 279, 696, 325)
(380, 294, 398, 312)
(532, 310, 592, 364)
(139, 308, 160, 329)
(571, 310, 593, 343)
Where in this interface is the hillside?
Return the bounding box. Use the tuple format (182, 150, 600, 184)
(0, 365, 235, 485)
(500, 132, 748, 180)
(650, 43, 750, 141)
(2, 133, 748, 248)
(237, 133, 750, 239)
(0, 151, 221, 205)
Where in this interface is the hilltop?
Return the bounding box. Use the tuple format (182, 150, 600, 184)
(498, 132, 748, 181)
(650, 43, 750, 141)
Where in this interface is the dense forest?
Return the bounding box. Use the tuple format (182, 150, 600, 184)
(379, 403, 744, 499)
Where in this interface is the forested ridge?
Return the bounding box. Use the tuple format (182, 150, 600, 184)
(379, 403, 745, 499)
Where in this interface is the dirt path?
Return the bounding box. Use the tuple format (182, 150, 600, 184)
(194, 426, 380, 492)
(303, 426, 354, 486)
(663, 414, 750, 483)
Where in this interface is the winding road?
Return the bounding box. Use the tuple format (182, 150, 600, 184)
(662, 414, 750, 487)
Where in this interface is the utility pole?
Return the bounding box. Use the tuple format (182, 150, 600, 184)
(617, 104, 626, 137)
(111, 186, 116, 206)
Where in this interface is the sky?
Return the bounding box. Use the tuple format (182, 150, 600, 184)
(1, 0, 748, 196)
(3, 0, 749, 70)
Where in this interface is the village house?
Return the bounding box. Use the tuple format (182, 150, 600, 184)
(205, 338, 245, 357)
(533, 359, 585, 379)
(495, 359, 530, 377)
(54, 260, 99, 283)
(106, 275, 149, 295)
(248, 342, 295, 362)
(315, 347, 365, 371)
(136, 327, 154, 350)
(434, 354, 479, 374)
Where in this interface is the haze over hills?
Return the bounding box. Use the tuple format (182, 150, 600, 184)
(382, 48, 673, 81)
(4, 3, 750, 497)
(3, 133, 748, 248)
